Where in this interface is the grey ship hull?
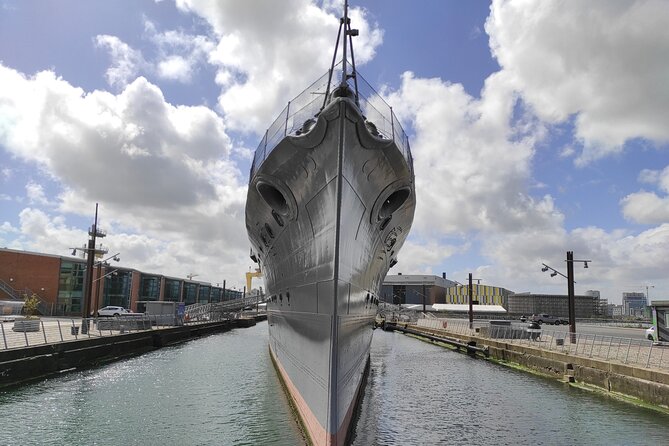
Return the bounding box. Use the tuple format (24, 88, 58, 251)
(246, 95, 415, 446)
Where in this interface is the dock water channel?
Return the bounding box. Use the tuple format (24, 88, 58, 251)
(1, 321, 667, 445)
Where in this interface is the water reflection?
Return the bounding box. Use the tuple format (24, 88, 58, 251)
(352, 330, 669, 446)
(1, 323, 667, 446)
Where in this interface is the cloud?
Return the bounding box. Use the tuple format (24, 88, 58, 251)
(486, 0, 669, 164)
(620, 165, 669, 224)
(176, 0, 383, 133)
(25, 181, 49, 205)
(95, 35, 147, 88)
(0, 63, 252, 286)
(144, 20, 215, 83)
(385, 71, 557, 239)
(395, 239, 465, 275)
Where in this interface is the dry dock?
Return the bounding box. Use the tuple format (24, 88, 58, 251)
(385, 319, 669, 411)
(0, 315, 266, 388)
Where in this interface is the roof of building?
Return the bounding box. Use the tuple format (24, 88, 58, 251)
(402, 303, 507, 313)
(383, 274, 457, 287)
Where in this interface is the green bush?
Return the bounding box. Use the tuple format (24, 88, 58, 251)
(22, 293, 40, 319)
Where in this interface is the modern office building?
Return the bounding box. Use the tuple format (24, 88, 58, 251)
(0, 248, 242, 317)
(381, 274, 457, 305)
(382, 274, 512, 308)
(507, 292, 598, 318)
(622, 292, 647, 317)
(444, 284, 512, 306)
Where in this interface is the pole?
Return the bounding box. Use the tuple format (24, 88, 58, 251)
(82, 203, 99, 333)
(468, 273, 473, 329)
(93, 261, 102, 314)
(567, 251, 576, 343)
(341, 0, 348, 86)
(422, 284, 426, 313)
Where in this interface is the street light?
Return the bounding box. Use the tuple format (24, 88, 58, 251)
(452, 276, 481, 329)
(91, 253, 121, 313)
(69, 203, 109, 333)
(541, 252, 591, 343)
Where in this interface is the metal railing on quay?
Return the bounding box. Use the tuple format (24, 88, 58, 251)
(0, 316, 156, 350)
(412, 318, 669, 371)
(0, 299, 268, 350)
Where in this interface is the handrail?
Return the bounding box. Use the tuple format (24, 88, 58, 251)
(0, 278, 21, 300)
(250, 63, 412, 180)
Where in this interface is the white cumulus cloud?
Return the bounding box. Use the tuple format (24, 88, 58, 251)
(176, 0, 383, 133)
(0, 63, 251, 286)
(486, 0, 669, 165)
(95, 35, 147, 88)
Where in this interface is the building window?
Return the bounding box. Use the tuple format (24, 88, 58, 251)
(57, 261, 85, 315)
(164, 279, 181, 302)
(140, 276, 161, 301)
(184, 283, 198, 304)
(102, 270, 132, 308)
(199, 286, 211, 304)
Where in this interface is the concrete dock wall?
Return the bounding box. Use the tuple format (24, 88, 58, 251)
(407, 325, 669, 409)
(0, 317, 261, 389)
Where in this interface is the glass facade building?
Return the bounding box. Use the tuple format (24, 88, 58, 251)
(198, 285, 211, 304)
(164, 279, 181, 302)
(210, 288, 222, 303)
(57, 261, 85, 315)
(184, 283, 198, 304)
(101, 269, 132, 309)
(140, 275, 161, 301)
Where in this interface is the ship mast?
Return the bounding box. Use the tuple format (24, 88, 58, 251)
(323, 0, 360, 109)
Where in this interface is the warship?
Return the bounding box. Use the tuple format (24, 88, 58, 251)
(245, 2, 415, 445)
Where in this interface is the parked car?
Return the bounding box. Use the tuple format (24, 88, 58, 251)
(531, 313, 568, 325)
(646, 326, 656, 341)
(97, 306, 130, 317)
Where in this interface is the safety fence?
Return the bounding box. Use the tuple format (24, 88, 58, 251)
(415, 318, 669, 371)
(0, 308, 259, 351)
(250, 61, 412, 180)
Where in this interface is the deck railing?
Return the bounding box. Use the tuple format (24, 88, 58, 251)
(250, 61, 412, 179)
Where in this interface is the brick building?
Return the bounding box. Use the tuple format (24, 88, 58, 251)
(0, 248, 241, 316)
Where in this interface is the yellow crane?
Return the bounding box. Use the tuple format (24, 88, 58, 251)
(246, 267, 263, 293)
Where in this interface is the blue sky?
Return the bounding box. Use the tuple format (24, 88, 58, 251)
(1, 0, 668, 303)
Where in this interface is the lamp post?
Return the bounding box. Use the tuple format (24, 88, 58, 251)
(645, 285, 654, 304)
(454, 276, 481, 329)
(70, 204, 109, 333)
(92, 253, 120, 314)
(541, 251, 591, 343)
